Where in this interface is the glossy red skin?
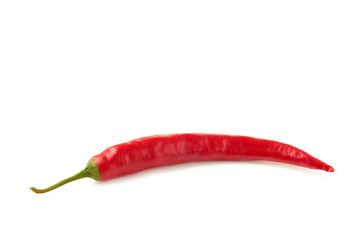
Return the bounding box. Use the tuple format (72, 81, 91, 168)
(92, 134, 334, 181)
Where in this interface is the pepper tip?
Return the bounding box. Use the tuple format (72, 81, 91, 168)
(326, 166, 334, 172)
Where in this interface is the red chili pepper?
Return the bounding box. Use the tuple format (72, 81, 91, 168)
(30, 134, 334, 193)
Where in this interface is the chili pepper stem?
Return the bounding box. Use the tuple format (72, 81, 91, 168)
(30, 159, 100, 194)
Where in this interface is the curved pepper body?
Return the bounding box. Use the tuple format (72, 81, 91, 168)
(92, 133, 334, 181)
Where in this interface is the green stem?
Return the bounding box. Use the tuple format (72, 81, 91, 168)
(30, 159, 100, 194)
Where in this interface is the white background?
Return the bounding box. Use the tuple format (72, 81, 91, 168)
(1, 1, 359, 239)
